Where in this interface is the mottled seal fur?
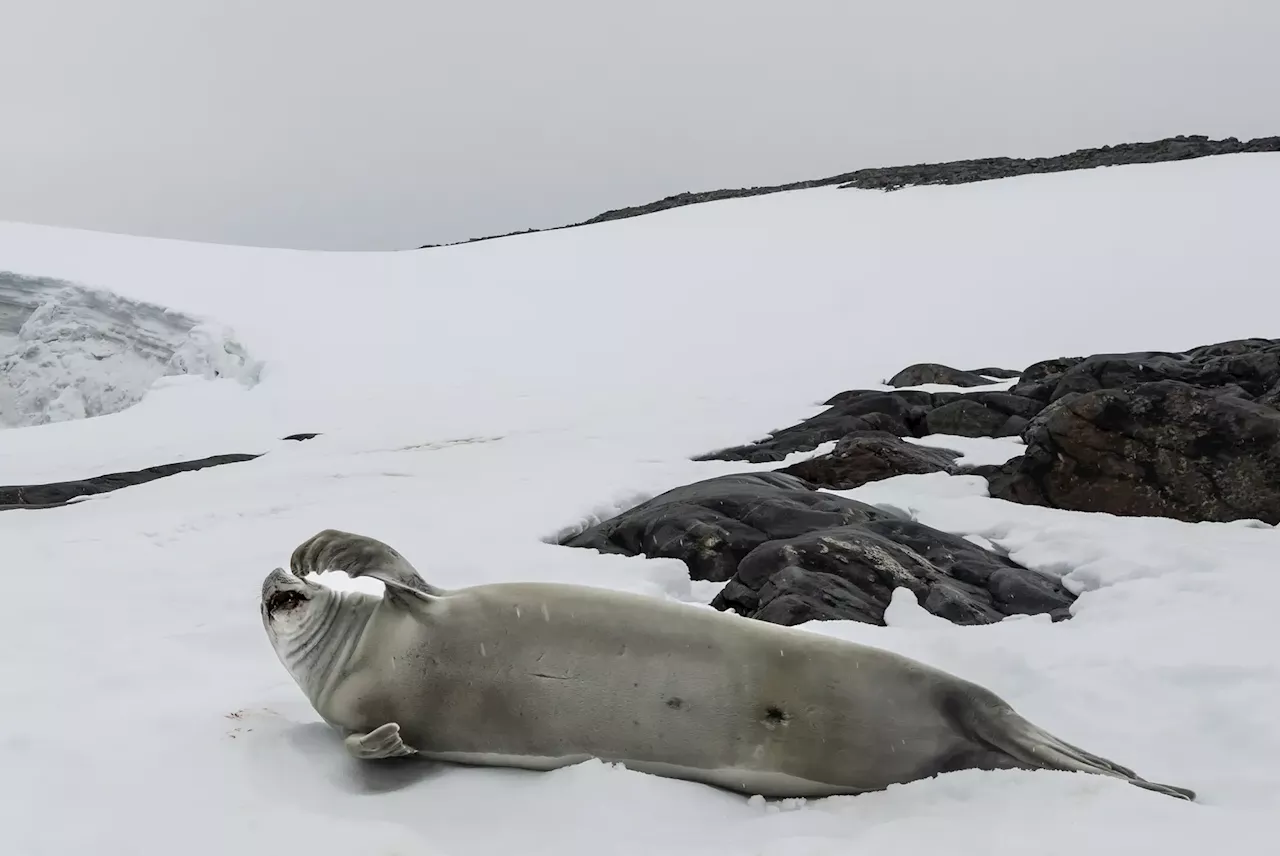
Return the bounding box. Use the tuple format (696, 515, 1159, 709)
(260, 528, 1195, 801)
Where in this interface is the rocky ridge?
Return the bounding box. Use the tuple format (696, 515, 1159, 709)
(420, 135, 1280, 248)
(563, 335, 1280, 630)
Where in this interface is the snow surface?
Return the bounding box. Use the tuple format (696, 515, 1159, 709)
(0, 271, 260, 429)
(2, 154, 1280, 854)
(904, 433, 1027, 467)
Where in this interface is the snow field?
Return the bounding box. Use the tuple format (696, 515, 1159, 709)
(1, 154, 1279, 854)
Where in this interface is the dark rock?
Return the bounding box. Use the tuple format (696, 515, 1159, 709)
(924, 392, 1042, 438)
(563, 472, 1077, 627)
(959, 462, 1007, 481)
(282, 432, 320, 441)
(988, 380, 1280, 524)
(559, 472, 890, 582)
(1259, 382, 1280, 410)
(1011, 357, 1087, 403)
(1010, 339, 1280, 406)
(710, 518, 1074, 627)
(887, 363, 996, 389)
(697, 391, 934, 462)
(0, 453, 261, 509)
(423, 135, 1280, 248)
(969, 366, 1022, 380)
(699, 386, 1048, 462)
(779, 432, 959, 489)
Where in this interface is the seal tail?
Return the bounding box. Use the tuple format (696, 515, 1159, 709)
(959, 695, 1196, 801)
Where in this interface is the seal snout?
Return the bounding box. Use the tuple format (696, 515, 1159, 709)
(261, 567, 313, 618)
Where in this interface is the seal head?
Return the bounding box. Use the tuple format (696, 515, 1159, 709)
(260, 565, 380, 711)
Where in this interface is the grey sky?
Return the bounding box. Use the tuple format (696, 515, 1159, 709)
(1, 1, 1277, 251)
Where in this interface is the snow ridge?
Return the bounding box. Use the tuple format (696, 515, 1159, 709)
(0, 271, 262, 427)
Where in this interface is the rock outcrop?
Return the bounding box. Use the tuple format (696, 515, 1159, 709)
(423, 135, 1280, 248)
(0, 435, 315, 509)
(923, 391, 1041, 438)
(887, 363, 1007, 388)
(1009, 339, 1280, 405)
(988, 380, 1280, 525)
(0, 453, 260, 509)
(561, 472, 1076, 626)
(698, 337, 1280, 530)
(779, 432, 959, 490)
(697, 390, 937, 463)
(563, 335, 1280, 632)
(696, 385, 1036, 463)
(712, 517, 1074, 627)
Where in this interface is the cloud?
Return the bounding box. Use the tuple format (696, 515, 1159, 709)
(1, 0, 1277, 250)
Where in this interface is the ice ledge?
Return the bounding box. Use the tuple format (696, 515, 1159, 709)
(0, 271, 262, 428)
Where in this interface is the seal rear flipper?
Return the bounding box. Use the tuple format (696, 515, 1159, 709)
(343, 722, 419, 760)
(291, 529, 441, 605)
(958, 695, 1196, 801)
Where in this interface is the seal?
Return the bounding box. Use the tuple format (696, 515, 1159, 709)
(261, 528, 1195, 801)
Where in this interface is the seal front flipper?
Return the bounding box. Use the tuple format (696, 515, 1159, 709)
(290, 528, 441, 605)
(344, 722, 418, 760)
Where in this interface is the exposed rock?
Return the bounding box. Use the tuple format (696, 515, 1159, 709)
(0, 453, 261, 509)
(969, 366, 1022, 380)
(1010, 338, 1280, 405)
(696, 391, 934, 462)
(699, 385, 1050, 462)
(887, 363, 999, 388)
(712, 518, 1074, 626)
(560, 472, 890, 582)
(779, 432, 959, 489)
(1259, 382, 1280, 411)
(424, 135, 1280, 248)
(924, 391, 1043, 438)
(1009, 356, 1086, 403)
(562, 472, 1077, 626)
(988, 380, 1280, 525)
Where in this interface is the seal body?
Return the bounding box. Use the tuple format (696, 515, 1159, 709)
(262, 529, 1195, 801)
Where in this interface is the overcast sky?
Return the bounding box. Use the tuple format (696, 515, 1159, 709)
(1, 1, 1277, 251)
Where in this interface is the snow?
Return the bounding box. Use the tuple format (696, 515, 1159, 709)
(880, 377, 1018, 394)
(0, 271, 260, 429)
(905, 433, 1027, 466)
(1, 153, 1279, 854)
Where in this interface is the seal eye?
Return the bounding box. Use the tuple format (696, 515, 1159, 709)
(267, 590, 306, 615)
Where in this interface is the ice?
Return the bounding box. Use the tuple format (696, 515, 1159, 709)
(0, 271, 260, 428)
(1, 153, 1279, 854)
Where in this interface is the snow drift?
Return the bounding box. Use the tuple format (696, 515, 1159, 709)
(0, 271, 260, 427)
(0, 154, 1278, 855)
